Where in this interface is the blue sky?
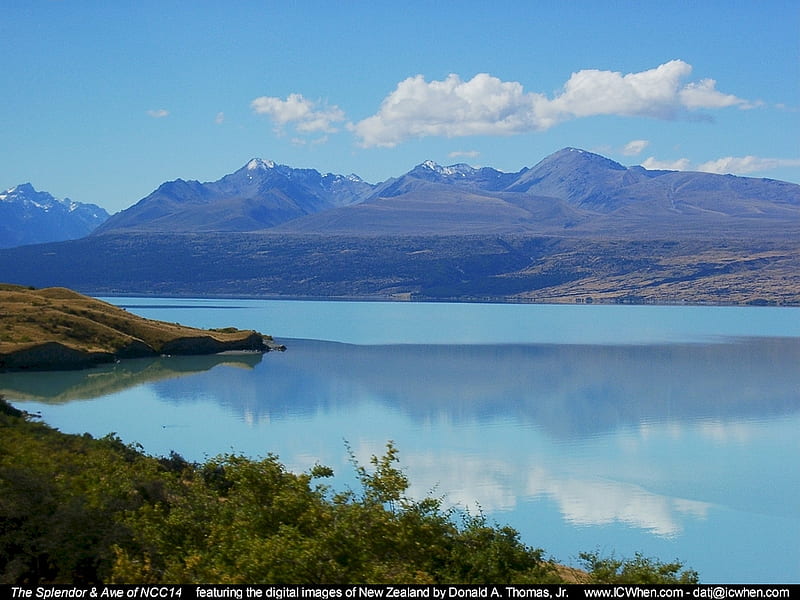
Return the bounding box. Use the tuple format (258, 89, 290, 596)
(2, 1, 798, 213)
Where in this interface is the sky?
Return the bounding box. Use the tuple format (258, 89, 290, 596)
(1, 0, 799, 214)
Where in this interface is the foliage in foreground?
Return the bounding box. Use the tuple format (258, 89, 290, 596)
(0, 397, 698, 584)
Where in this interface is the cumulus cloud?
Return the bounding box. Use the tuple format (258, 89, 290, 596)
(146, 108, 169, 118)
(641, 156, 693, 171)
(352, 60, 753, 147)
(251, 93, 345, 134)
(642, 154, 800, 176)
(696, 156, 800, 175)
(622, 139, 650, 156)
(215, 111, 225, 125)
(448, 150, 481, 159)
(351, 73, 547, 147)
(679, 79, 759, 110)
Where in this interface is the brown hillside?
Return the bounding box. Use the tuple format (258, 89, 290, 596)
(0, 284, 275, 371)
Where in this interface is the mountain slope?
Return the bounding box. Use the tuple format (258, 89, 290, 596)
(91, 149, 800, 237)
(93, 158, 373, 234)
(2, 149, 799, 305)
(505, 147, 634, 209)
(512, 147, 800, 217)
(1, 232, 798, 305)
(275, 149, 800, 235)
(0, 184, 109, 248)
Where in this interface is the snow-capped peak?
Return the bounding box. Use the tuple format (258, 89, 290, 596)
(417, 160, 476, 177)
(441, 164, 476, 177)
(246, 158, 276, 171)
(0, 183, 107, 217)
(2, 183, 35, 200)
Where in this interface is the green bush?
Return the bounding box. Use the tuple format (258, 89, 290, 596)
(579, 550, 699, 584)
(0, 396, 698, 584)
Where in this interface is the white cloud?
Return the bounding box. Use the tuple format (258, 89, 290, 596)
(251, 93, 345, 135)
(352, 73, 547, 148)
(146, 108, 169, 118)
(642, 155, 800, 175)
(352, 60, 753, 147)
(215, 111, 225, 125)
(622, 140, 650, 156)
(547, 60, 693, 120)
(679, 79, 758, 110)
(291, 135, 330, 147)
(448, 150, 481, 159)
(641, 156, 693, 171)
(696, 156, 800, 175)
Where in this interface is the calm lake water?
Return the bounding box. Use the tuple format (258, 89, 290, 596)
(2, 299, 799, 583)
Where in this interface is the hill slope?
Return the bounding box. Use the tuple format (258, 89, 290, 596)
(0, 285, 278, 371)
(0, 233, 797, 305)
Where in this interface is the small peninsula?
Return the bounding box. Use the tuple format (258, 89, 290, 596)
(0, 284, 282, 371)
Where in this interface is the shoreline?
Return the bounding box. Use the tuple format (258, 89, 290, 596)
(89, 289, 800, 308)
(0, 285, 283, 373)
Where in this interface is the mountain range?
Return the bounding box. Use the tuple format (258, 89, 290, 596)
(1, 148, 799, 304)
(93, 158, 371, 234)
(93, 147, 800, 237)
(0, 184, 109, 248)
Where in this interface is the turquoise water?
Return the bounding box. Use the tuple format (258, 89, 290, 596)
(104, 297, 800, 345)
(2, 299, 799, 583)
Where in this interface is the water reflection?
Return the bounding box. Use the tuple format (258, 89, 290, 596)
(0, 353, 262, 402)
(397, 448, 713, 537)
(129, 337, 800, 438)
(3, 337, 799, 581)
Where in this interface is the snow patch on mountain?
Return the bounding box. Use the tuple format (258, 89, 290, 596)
(246, 158, 276, 171)
(418, 160, 478, 177)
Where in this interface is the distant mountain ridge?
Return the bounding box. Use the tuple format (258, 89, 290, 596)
(0, 183, 109, 248)
(93, 148, 800, 237)
(93, 157, 373, 234)
(2, 148, 799, 306)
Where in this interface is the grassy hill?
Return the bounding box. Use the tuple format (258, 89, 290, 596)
(0, 284, 275, 371)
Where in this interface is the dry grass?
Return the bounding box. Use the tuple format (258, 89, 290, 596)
(0, 284, 262, 355)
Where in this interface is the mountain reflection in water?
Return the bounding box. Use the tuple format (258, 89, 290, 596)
(4, 337, 798, 438)
(3, 336, 799, 582)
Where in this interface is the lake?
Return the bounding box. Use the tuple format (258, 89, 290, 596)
(2, 298, 799, 583)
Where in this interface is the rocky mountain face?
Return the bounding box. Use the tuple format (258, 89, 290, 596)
(276, 148, 800, 236)
(93, 158, 373, 233)
(93, 148, 800, 237)
(0, 183, 109, 248)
